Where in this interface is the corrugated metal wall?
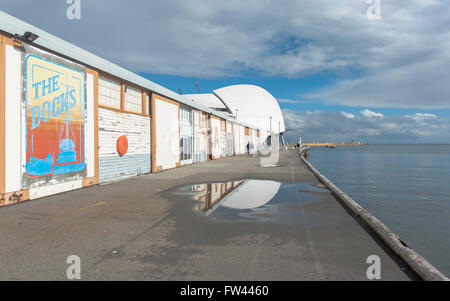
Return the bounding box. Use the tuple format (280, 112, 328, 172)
(98, 108, 151, 183)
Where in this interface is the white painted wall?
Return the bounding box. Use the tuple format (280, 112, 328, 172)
(29, 180, 82, 200)
(239, 126, 246, 154)
(155, 98, 179, 170)
(251, 129, 258, 149)
(193, 110, 207, 162)
(226, 121, 233, 134)
(98, 108, 150, 157)
(233, 123, 240, 155)
(5, 45, 22, 193)
(226, 120, 233, 156)
(210, 118, 221, 158)
(98, 108, 151, 182)
(246, 130, 252, 151)
(85, 73, 95, 178)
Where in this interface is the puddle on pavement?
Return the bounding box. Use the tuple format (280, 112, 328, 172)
(180, 180, 332, 226)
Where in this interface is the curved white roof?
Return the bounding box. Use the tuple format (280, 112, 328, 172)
(184, 93, 228, 111)
(213, 85, 286, 140)
(221, 180, 281, 209)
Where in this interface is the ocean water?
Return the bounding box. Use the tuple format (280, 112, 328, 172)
(307, 144, 450, 277)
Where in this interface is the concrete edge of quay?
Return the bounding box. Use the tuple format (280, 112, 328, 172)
(299, 151, 449, 281)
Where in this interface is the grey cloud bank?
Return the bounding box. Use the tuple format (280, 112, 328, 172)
(1, 0, 449, 109)
(283, 109, 450, 143)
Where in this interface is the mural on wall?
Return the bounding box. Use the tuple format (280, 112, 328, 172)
(25, 54, 85, 177)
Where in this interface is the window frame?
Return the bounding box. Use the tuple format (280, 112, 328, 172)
(124, 84, 143, 113)
(97, 72, 151, 117)
(98, 75, 122, 109)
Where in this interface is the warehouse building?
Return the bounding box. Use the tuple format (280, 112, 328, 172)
(0, 11, 285, 207)
(185, 84, 287, 149)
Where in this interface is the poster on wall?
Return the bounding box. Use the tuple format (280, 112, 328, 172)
(25, 53, 85, 177)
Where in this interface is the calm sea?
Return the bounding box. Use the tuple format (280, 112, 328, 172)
(307, 144, 450, 277)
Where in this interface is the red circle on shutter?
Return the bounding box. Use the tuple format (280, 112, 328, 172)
(117, 135, 128, 156)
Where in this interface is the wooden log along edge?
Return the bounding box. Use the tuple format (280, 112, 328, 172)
(299, 153, 449, 281)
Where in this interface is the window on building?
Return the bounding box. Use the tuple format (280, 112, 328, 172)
(180, 106, 192, 123)
(180, 137, 193, 161)
(221, 120, 226, 131)
(245, 127, 250, 136)
(125, 85, 142, 113)
(99, 76, 121, 108)
(201, 113, 206, 128)
(145, 93, 150, 115)
(193, 111, 200, 126)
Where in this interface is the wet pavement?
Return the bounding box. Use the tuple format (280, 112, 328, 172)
(0, 150, 417, 280)
(181, 180, 331, 224)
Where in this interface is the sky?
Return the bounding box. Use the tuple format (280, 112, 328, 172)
(1, 0, 449, 143)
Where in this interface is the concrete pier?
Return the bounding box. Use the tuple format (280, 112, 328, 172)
(0, 150, 419, 280)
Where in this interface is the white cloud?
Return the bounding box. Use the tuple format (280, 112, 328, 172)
(282, 109, 450, 143)
(406, 113, 437, 118)
(361, 109, 384, 119)
(341, 112, 355, 119)
(277, 98, 300, 104)
(1, 1, 449, 108)
(277, 98, 311, 104)
(416, 113, 437, 118)
(404, 113, 437, 122)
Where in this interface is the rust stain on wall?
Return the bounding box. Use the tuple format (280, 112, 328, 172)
(0, 190, 29, 207)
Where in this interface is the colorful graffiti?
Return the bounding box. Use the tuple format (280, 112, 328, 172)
(25, 54, 85, 177)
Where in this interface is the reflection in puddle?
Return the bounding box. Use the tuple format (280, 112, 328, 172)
(188, 180, 331, 225)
